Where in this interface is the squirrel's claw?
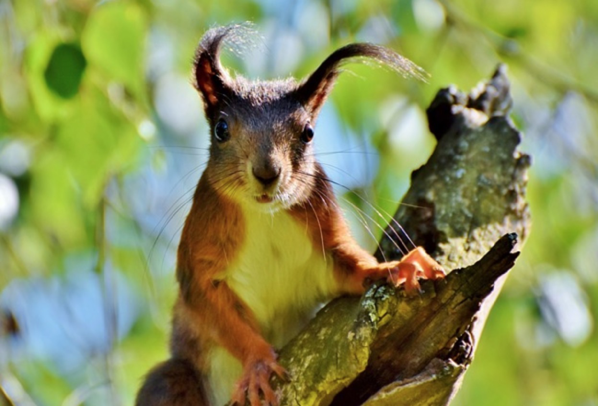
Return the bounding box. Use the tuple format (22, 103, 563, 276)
(387, 247, 446, 294)
(231, 359, 286, 406)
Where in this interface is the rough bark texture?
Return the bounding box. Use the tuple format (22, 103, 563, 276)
(273, 65, 531, 405)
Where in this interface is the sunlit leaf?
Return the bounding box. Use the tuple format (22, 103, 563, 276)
(82, 2, 148, 98)
(55, 87, 141, 207)
(26, 34, 73, 122)
(29, 149, 87, 249)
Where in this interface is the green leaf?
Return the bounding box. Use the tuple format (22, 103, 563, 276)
(26, 33, 73, 122)
(54, 87, 141, 207)
(82, 2, 147, 97)
(44, 43, 87, 99)
(29, 149, 87, 249)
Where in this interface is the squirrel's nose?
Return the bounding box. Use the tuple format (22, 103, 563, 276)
(252, 164, 281, 186)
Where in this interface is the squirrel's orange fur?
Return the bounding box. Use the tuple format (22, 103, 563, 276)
(136, 25, 444, 406)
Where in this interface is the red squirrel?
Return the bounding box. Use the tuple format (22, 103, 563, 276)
(136, 25, 445, 406)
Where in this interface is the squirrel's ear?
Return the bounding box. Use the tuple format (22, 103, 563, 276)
(193, 26, 236, 115)
(294, 43, 427, 118)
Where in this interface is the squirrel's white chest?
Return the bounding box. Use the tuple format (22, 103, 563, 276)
(225, 209, 336, 343)
(207, 209, 337, 406)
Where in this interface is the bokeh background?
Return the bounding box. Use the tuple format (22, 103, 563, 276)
(1, 0, 597, 405)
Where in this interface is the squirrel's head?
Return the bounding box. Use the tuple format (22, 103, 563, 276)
(193, 24, 425, 212)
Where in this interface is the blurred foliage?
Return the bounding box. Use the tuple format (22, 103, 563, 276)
(1, 0, 597, 405)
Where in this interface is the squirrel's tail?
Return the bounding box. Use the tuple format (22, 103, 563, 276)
(135, 358, 209, 406)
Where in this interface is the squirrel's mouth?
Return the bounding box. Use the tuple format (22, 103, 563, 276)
(255, 194, 274, 204)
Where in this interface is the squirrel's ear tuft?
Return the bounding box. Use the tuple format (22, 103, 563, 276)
(294, 43, 428, 118)
(193, 25, 238, 114)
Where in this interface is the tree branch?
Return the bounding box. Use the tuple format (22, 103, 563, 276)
(274, 65, 531, 405)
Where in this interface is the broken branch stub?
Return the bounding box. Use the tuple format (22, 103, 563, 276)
(275, 65, 531, 406)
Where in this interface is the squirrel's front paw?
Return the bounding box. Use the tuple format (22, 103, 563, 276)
(231, 356, 287, 406)
(386, 247, 445, 293)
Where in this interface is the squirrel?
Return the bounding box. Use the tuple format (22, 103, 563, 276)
(135, 25, 445, 406)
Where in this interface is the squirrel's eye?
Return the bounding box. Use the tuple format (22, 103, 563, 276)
(301, 124, 314, 144)
(214, 119, 230, 142)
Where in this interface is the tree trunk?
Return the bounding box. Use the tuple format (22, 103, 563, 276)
(274, 64, 531, 405)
